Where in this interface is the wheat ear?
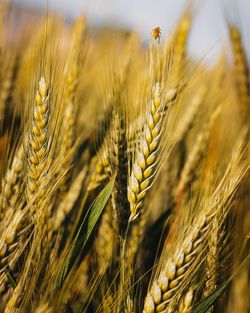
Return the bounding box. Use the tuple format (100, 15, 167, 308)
(87, 136, 112, 191)
(0, 53, 17, 117)
(202, 217, 219, 313)
(59, 19, 85, 192)
(26, 76, 50, 216)
(128, 83, 177, 221)
(172, 11, 191, 72)
(174, 87, 205, 143)
(95, 204, 114, 274)
(59, 64, 78, 185)
(175, 107, 220, 200)
(229, 24, 250, 122)
(110, 111, 130, 237)
(0, 145, 24, 220)
(143, 210, 214, 313)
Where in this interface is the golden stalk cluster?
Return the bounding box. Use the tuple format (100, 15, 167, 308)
(0, 2, 249, 313)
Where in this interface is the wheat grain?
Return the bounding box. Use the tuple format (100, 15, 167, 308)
(178, 288, 193, 313)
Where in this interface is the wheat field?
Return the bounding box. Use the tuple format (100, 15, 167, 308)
(0, 1, 249, 313)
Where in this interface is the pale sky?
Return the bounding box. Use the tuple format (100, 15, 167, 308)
(10, 0, 250, 64)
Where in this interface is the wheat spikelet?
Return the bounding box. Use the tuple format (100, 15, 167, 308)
(128, 83, 177, 221)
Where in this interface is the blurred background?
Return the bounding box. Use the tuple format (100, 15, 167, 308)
(9, 0, 250, 64)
